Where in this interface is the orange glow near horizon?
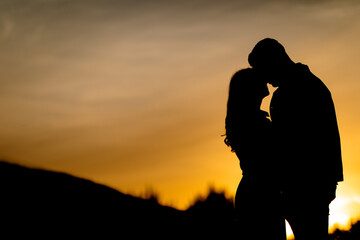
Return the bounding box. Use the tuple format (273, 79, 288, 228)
(1, 1, 360, 237)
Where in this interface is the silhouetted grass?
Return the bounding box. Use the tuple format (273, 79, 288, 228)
(329, 221, 360, 240)
(1, 161, 358, 239)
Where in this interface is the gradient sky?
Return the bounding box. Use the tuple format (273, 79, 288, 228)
(1, 0, 360, 231)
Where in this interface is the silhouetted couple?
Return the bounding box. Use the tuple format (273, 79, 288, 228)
(224, 38, 343, 240)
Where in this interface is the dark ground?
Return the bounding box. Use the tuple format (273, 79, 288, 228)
(0, 161, 358, 239)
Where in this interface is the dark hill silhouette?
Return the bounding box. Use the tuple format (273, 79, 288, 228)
(1, 161, 359, 239)
(0, 161, 237, 238)
(0, 161, 184, 238)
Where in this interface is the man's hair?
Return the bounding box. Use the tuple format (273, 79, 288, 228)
(248, 38, 291, 67)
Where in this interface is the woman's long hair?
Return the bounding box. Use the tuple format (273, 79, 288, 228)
(224, 68, 266, 152)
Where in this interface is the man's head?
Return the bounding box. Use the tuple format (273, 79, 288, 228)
(248, 38, 294, 87)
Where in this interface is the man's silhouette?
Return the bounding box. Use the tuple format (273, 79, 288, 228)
(248, 38, 343, 240)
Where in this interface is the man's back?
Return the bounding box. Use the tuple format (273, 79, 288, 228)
(270, 63, 343, 189)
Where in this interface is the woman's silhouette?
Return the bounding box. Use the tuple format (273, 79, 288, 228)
(224, 68, 286, 239)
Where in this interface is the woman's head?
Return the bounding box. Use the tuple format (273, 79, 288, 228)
(227, 68, 269, 110)
(224, 68, 268, 151)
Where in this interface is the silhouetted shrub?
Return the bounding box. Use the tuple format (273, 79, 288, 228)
(329, 220, 360, 240)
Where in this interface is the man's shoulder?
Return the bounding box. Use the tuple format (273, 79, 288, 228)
(296, 62, 331, 94)
(295, 63, 313, 80)
(295, 62, 309, 70)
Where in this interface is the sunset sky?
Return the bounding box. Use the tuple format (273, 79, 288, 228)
(1, 0, 360, 233)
